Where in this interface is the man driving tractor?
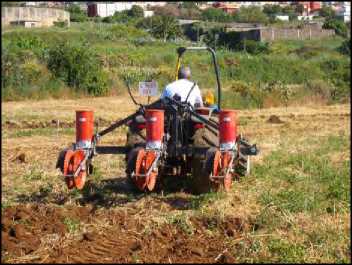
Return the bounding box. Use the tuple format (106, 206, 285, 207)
(161, 66, 203, 107)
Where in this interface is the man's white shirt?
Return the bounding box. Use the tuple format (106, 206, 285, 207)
(161, 79, 203, 107)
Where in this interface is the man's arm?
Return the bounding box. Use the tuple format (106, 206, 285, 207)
(160, 86, 171, 99)
(193, 85, 203, 107)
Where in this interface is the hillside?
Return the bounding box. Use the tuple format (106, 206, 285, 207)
(2, 22, 350, 108)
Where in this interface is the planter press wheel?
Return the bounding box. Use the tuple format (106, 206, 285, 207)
(133, 149, 157, 192)
(212, 150, 233, 192)
(63, 149, 87, 190)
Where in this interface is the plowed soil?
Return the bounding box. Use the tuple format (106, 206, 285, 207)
(2, 204, 244, 263)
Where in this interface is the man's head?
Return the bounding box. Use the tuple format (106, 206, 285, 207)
(178, 66, 191, 80)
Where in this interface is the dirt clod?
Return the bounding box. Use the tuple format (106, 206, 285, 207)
(14, 153, 26, 163)
(82, 232, 96, 241)
(191, 247, 204, 256)
(266, 115, 284, 124)
(129, 240, 142, 252)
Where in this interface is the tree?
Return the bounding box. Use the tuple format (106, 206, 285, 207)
(263, 4, 282, 17)
(319, 6, 336, 18)
(66, 4, 87, 22)
(282, 5, 298, 20)
(295, 4, 305, 15)
(323, 18, 348, 37)
(137, 15, 181, 42)
(128, 5, 144, 18)
(153, 3, 180, 17)
(233, 6, 269, 23)
(180, 2, 199, 9)
(179, 7, 201, 20)
(201, 8, 230, 22)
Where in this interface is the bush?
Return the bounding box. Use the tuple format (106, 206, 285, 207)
(128, 5, 144, 18)
(233, 6, 269, 23)
(237, 40, 270, 55)
(53, 20, 69, 28)
(319, 6, 336, 18)
(47, 41, 108, 96)
(263, 4, 282, 18)
(338, 38, 350, 55)
(202, 8, 231, 22)
(320, 58, 350, 101)
(202, 26, 226, 48)
(3, 34, 48, 60)
(136, 15, 181, 42)
(323, 19, 348, 37)
(67, 4, 88, 22)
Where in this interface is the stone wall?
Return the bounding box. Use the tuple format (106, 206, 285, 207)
(259, 27, 335, 41)
(1, 7, 70, 27)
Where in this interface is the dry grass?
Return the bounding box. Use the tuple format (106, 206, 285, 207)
(1, 96, 350, 263)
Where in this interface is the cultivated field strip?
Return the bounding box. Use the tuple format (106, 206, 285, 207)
(1, 99, 350, 263)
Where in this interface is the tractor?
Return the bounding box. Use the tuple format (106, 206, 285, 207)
(56, 47, 259, 194)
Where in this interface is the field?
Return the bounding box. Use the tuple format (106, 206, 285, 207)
(1, 95, 350, 263)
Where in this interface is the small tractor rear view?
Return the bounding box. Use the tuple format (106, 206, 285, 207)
(56, 47, 259, 194)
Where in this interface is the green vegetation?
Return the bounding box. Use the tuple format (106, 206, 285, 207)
(236, 134, 350, 263)
(319, 6, 336, 19)
(255, 135, 350, 215)
(66, 4, 88, 22)
(233, 6, 269, 23)
(166, 212, 194, 235)
(47, 41, 108, 96)
(1, 21, 350, 106)
(63, 217, 80, 233)
(339, 38, 351, 55)
(137, 15, 182, 41)
(323, 18, 349, 37)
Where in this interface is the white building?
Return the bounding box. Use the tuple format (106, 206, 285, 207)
(275, 15, 289, 21)
(343, 1, 350, 22)
(237, 2, 283, 8)
(87, 2, 166, 17)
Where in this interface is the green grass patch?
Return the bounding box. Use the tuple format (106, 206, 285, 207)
(243, 134, 350, 262)
(189, 191, 227, 210)
(23, 167, 45, 181)
(254, 135, 350, 214)
(268, 238, 306, 263)
(166, 212, 194, 235)
(63, 217, 80, 233)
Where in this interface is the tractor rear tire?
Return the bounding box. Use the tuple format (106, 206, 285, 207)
(125, 128, 146, 166)
(125, 147, 144, 192)
(125, 127, 146, 191)
(191, 127, 219, 194)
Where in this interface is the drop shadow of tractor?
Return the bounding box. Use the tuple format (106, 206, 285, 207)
(15, 175, 199, 211)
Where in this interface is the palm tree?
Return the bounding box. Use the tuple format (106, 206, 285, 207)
(152, 15, 181, 42)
